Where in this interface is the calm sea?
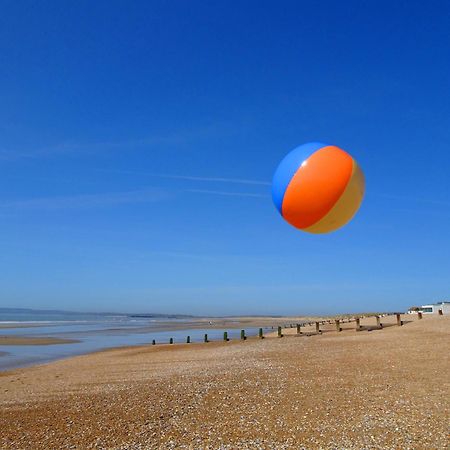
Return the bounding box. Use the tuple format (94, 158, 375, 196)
(0, 310, 263, 371)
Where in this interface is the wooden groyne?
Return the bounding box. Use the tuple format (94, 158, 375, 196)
(148, 311, 442, 346)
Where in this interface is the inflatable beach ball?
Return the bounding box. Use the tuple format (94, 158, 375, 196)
(272, 142, 365, 234)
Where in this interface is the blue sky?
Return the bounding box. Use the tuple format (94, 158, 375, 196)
(1, 1, 449, 315)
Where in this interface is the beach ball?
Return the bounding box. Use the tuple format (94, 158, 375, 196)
(272, 142, 365, 234)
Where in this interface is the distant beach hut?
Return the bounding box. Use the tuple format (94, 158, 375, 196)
(409, 302, 449, 315)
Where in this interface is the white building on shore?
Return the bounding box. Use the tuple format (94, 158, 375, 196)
(408, 301, 450, 314)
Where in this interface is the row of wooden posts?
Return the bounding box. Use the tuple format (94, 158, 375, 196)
(280, 313, 396, 334)
(151, 329, 253, 345)
(149, 311, 440, 346)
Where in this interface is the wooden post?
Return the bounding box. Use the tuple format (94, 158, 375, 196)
(296, 323, 301, 334)
(396, 314, 402, 326)
(169, 338, 173, 344)
(258, 328, 264, 339)
(376, 315, 382, 328)
(223, 331, 229, 341)
(418, 312, 423, 319)
(315, 322, 321, 333)
(438, 309, 443, 315)
(335, 319, 341, 332)
(186, 336, 191, 344)
(204, 334, 208, 343)
(152, 339, 156, 345)
(241, 329, 246, 340)
(277, 326, 283, 337)
(355, 317, 361, 331)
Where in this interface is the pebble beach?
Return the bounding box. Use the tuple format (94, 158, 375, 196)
(1, 314, 448, 449)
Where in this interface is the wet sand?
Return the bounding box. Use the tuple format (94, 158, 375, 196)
(0, 314, 448, 449)
(0, 323, 40, 329)
(0, 336, 79, 345)
(91, 316, 317, 335)
(0, 315, 311, 336)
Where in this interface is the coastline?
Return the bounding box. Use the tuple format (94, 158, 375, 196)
(0, 313, 425, 370)
(0, 315, 313, 371)
(0, 314, 390, 370)
(1, 314, 448, 449)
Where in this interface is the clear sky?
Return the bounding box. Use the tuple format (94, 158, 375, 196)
(1, 1, 449, 315)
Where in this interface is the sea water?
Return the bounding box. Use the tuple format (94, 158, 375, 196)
(0, 311, 266, 371)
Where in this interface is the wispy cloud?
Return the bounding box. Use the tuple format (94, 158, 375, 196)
(94, 169, 271, 199)
(96, 168, 271, 187)
(152, 173, 271, 186)
(0, 184, 266, 213)
(0, 136, 180, 161)
(0, 188, 169, 210)
(0, 122, 237, 161)
(186, 188, 267, 198)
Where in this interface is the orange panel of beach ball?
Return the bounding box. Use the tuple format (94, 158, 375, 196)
(272, 142, 365, 234)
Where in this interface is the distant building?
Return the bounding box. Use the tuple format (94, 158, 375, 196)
(408, 302, 450, 314)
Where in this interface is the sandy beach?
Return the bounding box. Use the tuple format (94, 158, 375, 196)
(1, 314, 448, 449)
(0, 336, 79, 346)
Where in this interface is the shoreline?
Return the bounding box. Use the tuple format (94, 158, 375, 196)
(0, 313, 418, 371)
(1, 313, 405, 369)
(0, 313, 442, 376)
